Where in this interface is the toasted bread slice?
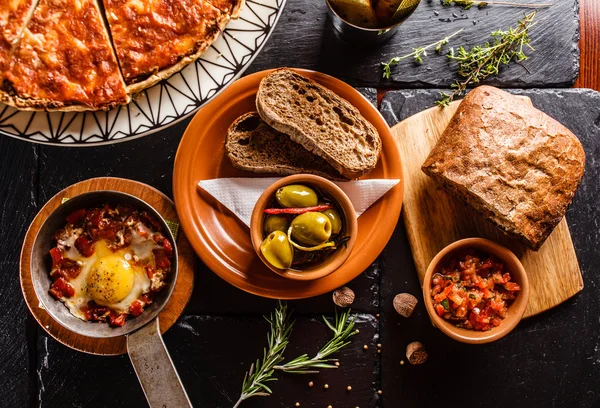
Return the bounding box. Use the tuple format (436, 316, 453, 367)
(226, 112, 347, 180)
(256, 69, 381, 179)
(329, 0, 378, 28)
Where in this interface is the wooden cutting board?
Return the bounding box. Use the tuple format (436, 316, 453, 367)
(391, 99, 583, 318)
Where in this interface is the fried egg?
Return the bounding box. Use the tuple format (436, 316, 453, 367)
(62, 231, 160, 321)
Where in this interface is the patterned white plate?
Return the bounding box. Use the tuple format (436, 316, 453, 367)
(0, 0, 286, 146)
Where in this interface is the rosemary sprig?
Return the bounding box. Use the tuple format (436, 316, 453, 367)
(274, 308, 357, 374)
(382, 28, 464, 79)
(233, 302, 294, 408)
(442, 0, 552, 9)
(436, 11, 536, 106)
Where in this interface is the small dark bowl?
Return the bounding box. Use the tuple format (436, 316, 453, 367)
(30, 191, 178, 339)
(326, 0, 422, 45)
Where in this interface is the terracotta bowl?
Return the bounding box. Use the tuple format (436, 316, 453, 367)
(250, 174, 358, 281)
(422, 238, 530, 344)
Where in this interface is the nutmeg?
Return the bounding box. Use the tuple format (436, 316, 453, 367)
(332, 286, 355, 308)
(393, 293, 418, 317)
(406, 341, 428, 365)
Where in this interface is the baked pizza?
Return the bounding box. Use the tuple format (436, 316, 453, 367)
(0, 0, 244, 110)
(103, 0, 229, 93)
(2, 0, 129, 111)
(0, 0, 37, 72)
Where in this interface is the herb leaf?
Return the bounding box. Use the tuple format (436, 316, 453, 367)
(442, 0, 551, 9)
(381, 28, 464, 79)
(233, 302, 293, 408)
(274, 308, 357, 374)
(436, 11, 537, 106)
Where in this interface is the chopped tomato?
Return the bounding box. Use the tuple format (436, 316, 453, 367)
(49, 247, 63, 267)
(162, 238, 173, 258)
(49, 278, 74, 298)
(153, 248, 171, 270)
(108, 313, 127, 327)
(75, 235, 95, 257)
(66, 209, 86, 224)
(145, 265, 156, 279)
(430, 249, 520, 332)
(130, 300, 144, 317)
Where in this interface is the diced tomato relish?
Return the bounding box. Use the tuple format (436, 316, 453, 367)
(430, 249, 520, 331)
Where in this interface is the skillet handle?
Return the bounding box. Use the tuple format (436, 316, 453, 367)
(127, 318, 193, 408)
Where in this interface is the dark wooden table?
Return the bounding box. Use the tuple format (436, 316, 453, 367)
(2, 1, 599, 407)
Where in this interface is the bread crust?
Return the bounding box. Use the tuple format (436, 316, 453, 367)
(256, 68, 381, 179)
(421, 85, 586, 250)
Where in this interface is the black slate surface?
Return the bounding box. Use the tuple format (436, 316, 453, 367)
(3, 88, 600, 408)
(379, 88, 600, 408)
(248, 0, 579, 88)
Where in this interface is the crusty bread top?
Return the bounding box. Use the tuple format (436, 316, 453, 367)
(226, 112, 346, 180)
(256, 68, 381, 179)
(422, 86, 586, 250)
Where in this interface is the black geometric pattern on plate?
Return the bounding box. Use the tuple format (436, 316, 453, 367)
(0, 0, 285, 146)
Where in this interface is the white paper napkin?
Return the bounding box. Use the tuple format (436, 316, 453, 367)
(198, 178, 400, 227)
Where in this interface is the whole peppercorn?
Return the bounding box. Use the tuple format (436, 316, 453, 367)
(393, 293, 418, 317)
(406, 341, 428, 365)
(333, 286, 355, 308)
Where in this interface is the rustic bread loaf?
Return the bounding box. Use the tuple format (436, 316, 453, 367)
(256, 68, 381, 179)
(225, 112, 346, 180)
(421, 86, 586, 251)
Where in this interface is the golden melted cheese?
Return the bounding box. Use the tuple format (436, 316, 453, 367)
(0, 0, 36, 71)
(102, 0, 225, 83)
(4, 0, 128, 109)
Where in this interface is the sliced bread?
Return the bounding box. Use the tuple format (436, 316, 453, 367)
(256, 68, 381, 179)
(225, 112, 346, 180)
(421, 86, 586, 251)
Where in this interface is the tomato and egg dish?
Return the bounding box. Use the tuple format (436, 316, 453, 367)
(431, 249, 521, 331)
(48, 205, 173, 327)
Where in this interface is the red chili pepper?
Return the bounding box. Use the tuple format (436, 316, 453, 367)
(263, 205, 334, 215)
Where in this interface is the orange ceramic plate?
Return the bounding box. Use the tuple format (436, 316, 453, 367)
(172, 68, 403, 299)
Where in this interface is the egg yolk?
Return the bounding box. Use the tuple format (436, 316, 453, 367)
(86, 255, 134, 305)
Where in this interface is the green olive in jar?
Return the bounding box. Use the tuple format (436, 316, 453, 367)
(290, 212, 332, 246)
(263, 215, 290, 234)
(276, 185, 318, 208)
(321, 209, 343, 235)
(260, 231, 293, 269)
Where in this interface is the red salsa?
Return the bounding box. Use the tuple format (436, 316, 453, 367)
(431, 249, 521, 331)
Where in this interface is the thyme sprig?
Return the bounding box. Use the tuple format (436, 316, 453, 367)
(382, 28, 464, 79)
(233, 304, 357, 407)
(436, 11, 537, 106)
(233, 302, 293, 408)
(442, 0, 551, 9)
(274, 308, 357, 374)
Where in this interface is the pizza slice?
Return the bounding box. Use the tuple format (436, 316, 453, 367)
(0, 0, 38, 72)
(2, 0, 129, 111)
(102, 0, 231, 93)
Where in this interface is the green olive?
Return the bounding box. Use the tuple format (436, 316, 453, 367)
(260, 231, 293, 269)
(263, 215, 290, 234)
(321, 209, 343, 235)
(290, 212, 332, 246)
(276, 185, 318, 208)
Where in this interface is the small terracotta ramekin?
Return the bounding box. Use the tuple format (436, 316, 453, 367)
(250, 174, 357, 281)
(422, 238, 530, 344)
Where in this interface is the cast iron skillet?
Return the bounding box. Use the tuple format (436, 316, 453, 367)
(30, 191, 192, 408)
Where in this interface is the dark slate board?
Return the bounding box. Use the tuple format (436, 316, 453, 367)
(0, 138, 38, 407)
(248, 0, 579, 88)
(379, 88, 600, 408)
